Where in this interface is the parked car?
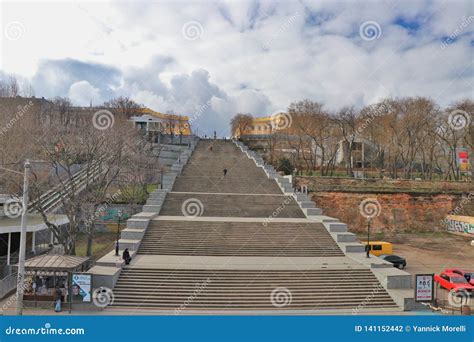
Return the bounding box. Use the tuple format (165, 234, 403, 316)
(378, 254, 406, 269)
(434, 271, 474, 294)
(363, 241, 393, 256)
(445, 268, 474, 285)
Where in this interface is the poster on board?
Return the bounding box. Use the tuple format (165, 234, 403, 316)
(71, 273, 92, 302)
(415, 274, 434, 302)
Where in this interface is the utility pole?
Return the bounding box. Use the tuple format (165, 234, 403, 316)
(366, 218, 371, 258)
(16, 159, 31, 316)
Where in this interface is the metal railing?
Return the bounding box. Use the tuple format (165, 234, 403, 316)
(28, 161, 103, 214)
(0, 272, 18, 299)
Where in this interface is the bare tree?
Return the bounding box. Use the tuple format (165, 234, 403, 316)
(103, 96, 143, 119)
(231, 113, 253, 139)
(0, 76, 20, 97)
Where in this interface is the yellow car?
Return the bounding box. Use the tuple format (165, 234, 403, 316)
(362, 241, 393, 256)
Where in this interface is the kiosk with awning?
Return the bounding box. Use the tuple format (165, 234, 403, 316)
(17, 254, 90, 308)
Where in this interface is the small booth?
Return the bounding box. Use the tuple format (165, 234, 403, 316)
(18, 254, 90, 308)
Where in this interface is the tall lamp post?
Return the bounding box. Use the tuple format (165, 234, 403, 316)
(2, 160, 32, 316)
(366, 218, 372, 258)
(115, 209, 123, 256)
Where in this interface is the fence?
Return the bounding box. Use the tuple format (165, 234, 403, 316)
(0, 272, 17, 299)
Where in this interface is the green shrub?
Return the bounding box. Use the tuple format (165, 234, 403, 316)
(276, 158, 293, 175)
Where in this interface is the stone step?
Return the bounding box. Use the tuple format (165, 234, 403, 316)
(325, 222, 348, 233)
(137, 221, 343, 256)
(149, 193, 166, 199)
(117, 239, 141, 251)
(121, 228, 146, 240)
(142, 204, 162, 213)
(303, 208, 323, 216)
(126, 218, 149, 229)
(294, 194, 311, 201)
(146, 198, 164, 205)
(159, 193, 305, 218)
(111, 268, 398, 310)
(299, 201, 315, 209)
(345, 244, 366, 253)
(335, 232, 357, 243)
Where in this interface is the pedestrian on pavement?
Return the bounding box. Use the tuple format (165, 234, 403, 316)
(208, 145, 213, 152)
(54, 287, 62, 312)
(123, 248, 132, 265)
(223, 168, 228, 177)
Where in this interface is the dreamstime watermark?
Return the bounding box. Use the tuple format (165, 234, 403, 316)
(182, 21, 203, 41)
(440, 16, 474, 50)
(2, 277, 31, 311)
(4, 21, 26, 41)
(353, 103, 393, 137)
(270, 110, 292, 131)
(359, 21, 382, 41)
(92, 287, 115, 307)
(5, 323, 85, 336)
(0, 101, 34, 137)
(270, 287, 292, 307)
(174, 278, 211, 314)
(448, 109, 471, 131)
(185, 100, 211, 131)
(359, 198, 382, 219)
(92, 109, 115, 130)
(262, 12, 300, 50)
(263, 194, 297, 226)
(181, 198, 204, 218)
(352, 280, 388, 314)
(447, 289, 471, 308)
(84, 190, 122, 226)
(3, 198, 25, 218)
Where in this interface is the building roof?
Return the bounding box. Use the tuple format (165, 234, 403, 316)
(20, 254, 89, 271)
(139, 108, 189, 121)
(0, 214, 69, 234)
(251, 116, 273, 123)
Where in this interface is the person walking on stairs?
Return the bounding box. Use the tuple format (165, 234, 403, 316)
(223, 168, 228, 177)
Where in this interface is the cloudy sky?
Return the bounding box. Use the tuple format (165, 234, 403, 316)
(1, 0, 473, 135)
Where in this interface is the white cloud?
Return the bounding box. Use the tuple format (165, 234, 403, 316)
(68, 80, 101, 106)
(0, 0, 472, 136)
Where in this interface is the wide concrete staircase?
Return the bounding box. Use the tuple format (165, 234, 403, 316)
(110, 139, 400, 313)
(159, 193, 305, 218)
(112, 268, 398, 310)
(171, 141, 282, 194)
(138, 221, 344, 257)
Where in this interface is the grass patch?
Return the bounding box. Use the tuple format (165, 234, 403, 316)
(75, 232, 117, 260)
(113, 184, 157, 204)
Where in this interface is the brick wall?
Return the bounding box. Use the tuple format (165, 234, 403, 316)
(295, 177, 473, 233)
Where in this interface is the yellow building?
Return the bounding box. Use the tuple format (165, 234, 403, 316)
(133, 108, 192, 136)
(233, 116, 276, 139)
(232, 113, 295, 139)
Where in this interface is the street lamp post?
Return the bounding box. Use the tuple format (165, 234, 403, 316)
(16, 159, 31, 315)
(115, 209, 123, 256)
(160, 169, 163, 190)
(366, 218, 371, 258)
